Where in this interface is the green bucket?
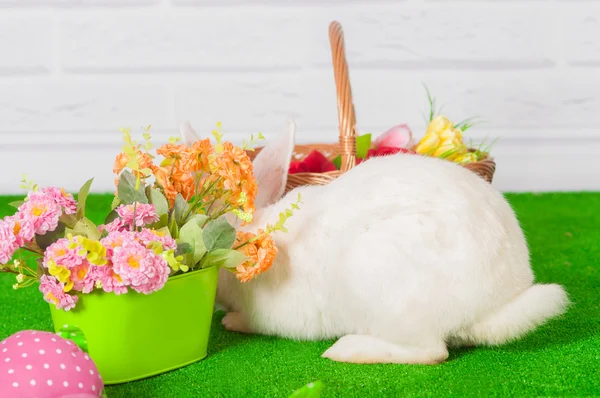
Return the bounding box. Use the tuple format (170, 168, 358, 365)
(48, 266, 219, 385)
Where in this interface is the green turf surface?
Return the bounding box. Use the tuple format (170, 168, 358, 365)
(1, 193, 599, 397)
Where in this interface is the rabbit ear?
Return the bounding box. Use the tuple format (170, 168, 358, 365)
(180, 121, 200, 146)
(253, 119, 296, 209)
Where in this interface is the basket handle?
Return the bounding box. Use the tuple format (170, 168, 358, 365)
(329, 21, 357, 173)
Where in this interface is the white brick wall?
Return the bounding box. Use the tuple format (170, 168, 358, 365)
(0, 0, 599, 194)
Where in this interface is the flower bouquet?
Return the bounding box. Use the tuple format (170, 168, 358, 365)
(0, 123, 298, 384)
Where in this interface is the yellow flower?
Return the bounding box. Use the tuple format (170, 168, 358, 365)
(454, 152, 479, 164)
(47, 260, 74, 292)
(415, 115, 468, 160)
(162, 250, 188, 273)
(73, 235, 108, 266)
(426, 115, 453, 136)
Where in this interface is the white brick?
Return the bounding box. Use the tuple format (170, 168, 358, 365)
(302, 4, 556, 69)
(0, 0, 157, 6)
(0, 15, 52, 74)
(341, 69, 600, 134)
(490, 141, 600, 192)
(0, 81, 171, 133)
(174, 73, 309, 136)
(175, 69, 600, 140)
(172, 0, 400, 5)
(60, 10, 306, 72)
(564, 5, 600, 65)
(0, 147, 117, 195)
(61, 4, 554, 72)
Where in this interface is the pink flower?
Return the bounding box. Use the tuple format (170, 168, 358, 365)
(98, 231, 136, 294)
(43, 238, 86, 270)
(87, 264, 127, 295)
(42, 237, 98, 293)
(137, 228, 177, 251)
(116, 203, 159, 228)
(111, 239, 170, 294)
(39, 275, 78, 311)
(100, 229, 133, 257)
(0, 220, 18, 264)
(374, 124, 414, 150)
(33, 186, 78, 215)
(18, 196, 61, 235)
(5, 214, 35, 246)
(99, 218, 127, 234)
(69, 262, 93, 292)
(76, 264, 98, 294)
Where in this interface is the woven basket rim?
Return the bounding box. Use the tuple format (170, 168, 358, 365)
(248, 144, 495, 172)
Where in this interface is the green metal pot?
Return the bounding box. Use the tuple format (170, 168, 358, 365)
(48, 266, 219, 385)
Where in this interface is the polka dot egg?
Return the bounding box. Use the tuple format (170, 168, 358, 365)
(0, 330, 103, 398)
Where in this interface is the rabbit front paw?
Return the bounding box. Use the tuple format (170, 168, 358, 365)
(222, 312, 254, 334)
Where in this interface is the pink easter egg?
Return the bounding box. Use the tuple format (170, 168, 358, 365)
(0, 330, 103, 398)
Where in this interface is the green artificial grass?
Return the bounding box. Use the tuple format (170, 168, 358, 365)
(1, 193, 599, 397)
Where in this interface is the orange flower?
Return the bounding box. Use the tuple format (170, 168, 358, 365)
(153, 166, 195, 205)
(156, 143, 190, 161)
(138, 152, 153, 169)
(234, 230, 278, 283)
(152, 143, 204, 204)
(113, 153, 130, 174)
(113, 151, 155, 188)
(207, 142, 258, 218)
(188, 138, 213, 172)
(240, 179, 258, 216)
(114, 151, 154, 175)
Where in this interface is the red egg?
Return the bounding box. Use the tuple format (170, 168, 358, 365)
(0, 330, 103, 398)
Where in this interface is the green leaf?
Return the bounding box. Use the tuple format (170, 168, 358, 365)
(179, 219, 207, 264)
(423, 82, 437, 122)
(35, 222, 67, 251)
(146, 187, 169, 216)
(168, 215, 179, 239)
(331, 133, 369, 168)
(355, 133, 372, 159)
(204, 249, 247, 269)
(192, 214, 209, 228)
(117, 170, 147, 205)
(111, 196, 121, 210)
(8, 200, 24, 209)
(174, 242, 193, 257)
(173, 194, 191, 225)
(288, 381, 324, 398)
(59, 213, 77, 229)
(202, 218, 236, 252)
(149, 213, 169, 230)
(103, 209, 119, 226)
(71, 218, 101, 241)
(76, 178, 94, 219)
(332, 155, 341, 170)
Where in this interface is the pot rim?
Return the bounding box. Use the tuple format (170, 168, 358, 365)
(167, 265, 218, 282)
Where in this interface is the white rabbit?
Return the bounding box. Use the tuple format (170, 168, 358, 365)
(181, 120, 569, 365)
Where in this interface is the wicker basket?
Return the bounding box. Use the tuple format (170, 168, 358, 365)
(248, 21, 496, 192)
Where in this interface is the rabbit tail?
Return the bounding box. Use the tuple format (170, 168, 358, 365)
(452, 284, 569, 347)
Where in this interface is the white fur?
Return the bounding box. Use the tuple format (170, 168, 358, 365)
(182, 120, 570, 364)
